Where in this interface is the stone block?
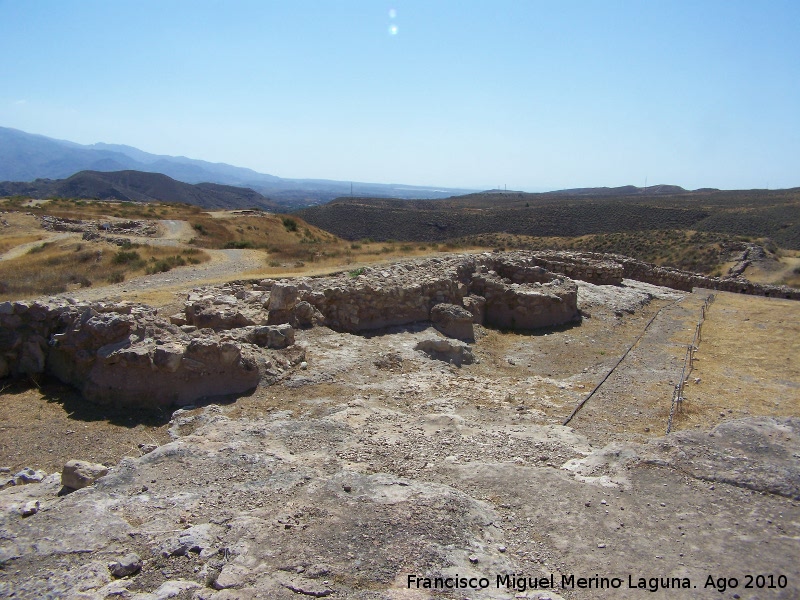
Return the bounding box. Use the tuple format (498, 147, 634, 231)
(430, 303, 475, 340)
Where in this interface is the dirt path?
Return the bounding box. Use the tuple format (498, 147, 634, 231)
(157, 219, 195, 242)
(743, 254, 800, 285)
(47, 248, 268, 305)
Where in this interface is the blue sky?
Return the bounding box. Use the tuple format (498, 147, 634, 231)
(1, 0, 798, 191)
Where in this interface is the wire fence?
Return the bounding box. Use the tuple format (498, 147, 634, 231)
(666, 293, 715, 434)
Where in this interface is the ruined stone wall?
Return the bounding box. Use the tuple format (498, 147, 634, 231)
(502, 252, 624, 286)
(470, 273, 579, 330)
(296, 253, 580, 333)
(0, 299, 299, 407)
(507, 250, 800, 300)
(620, 258, 800, 299)
(4, 249, 795, 407)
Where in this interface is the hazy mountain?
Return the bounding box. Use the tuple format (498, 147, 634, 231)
(548, 184, 701, 196)
(0, 170, 278, 210)
(0, 127, 474, 206)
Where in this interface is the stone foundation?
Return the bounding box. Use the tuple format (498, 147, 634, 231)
(0, 300, 300, 407)
(2, 250, 797, 407)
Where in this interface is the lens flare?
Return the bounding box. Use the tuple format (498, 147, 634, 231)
(388, 8, 397, 18)
(389, 24, 398, 35)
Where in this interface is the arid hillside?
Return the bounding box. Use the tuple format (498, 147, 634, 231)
(296, 188, 800, 251)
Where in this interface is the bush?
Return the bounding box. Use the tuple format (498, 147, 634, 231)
(223, 240, 255, 249)
(282, 217, 298, 232)
(145, 255, 187, 274)
(112, 250, 142, 265)
(68, 274, 91, 288)
(27, 242, 51, 254)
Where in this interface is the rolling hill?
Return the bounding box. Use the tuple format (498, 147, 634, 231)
(295, 188, 800, 249)
(0, 170, 279, 210)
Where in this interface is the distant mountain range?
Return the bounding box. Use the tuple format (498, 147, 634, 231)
(0, 127, 475, 206)
(0, 170, 278, 210)
(549, 184, 697, 196)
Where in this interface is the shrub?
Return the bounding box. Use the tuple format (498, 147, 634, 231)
(223, 240, 255, 249)
(145, 255, 187, 274)
(112, 250, 142, 265)
(282, 217, 298, 232)
(27, 242, 50, 254)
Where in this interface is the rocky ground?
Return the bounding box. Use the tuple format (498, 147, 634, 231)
(1, 271, 799, 598)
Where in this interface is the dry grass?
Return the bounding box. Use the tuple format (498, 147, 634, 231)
(0, 240, 210, 301)
(0, 233, 45, 254)
(3, 196, 200, 221)
(0, 211, 47, 254)
(675, 291, 800, 431)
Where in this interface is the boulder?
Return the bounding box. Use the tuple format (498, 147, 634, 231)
(20, 500, 40, 517)
(108, 553, 142, 578)
(246, 324, 295, 349)
(184, 300, 256, 330)
(294, 301, 319, 328)
(462, 294, 486, 324)
(13, 467, 47, 485)
(17, 337, 47, 374)
(61, 460, 109, 490)
(415, 337, 475, 366)
(268, 282, 299, 311)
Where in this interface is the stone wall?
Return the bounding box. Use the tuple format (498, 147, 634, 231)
(3, 250, 796, 407)
(470, 271, 579, 330)
(484, 250, 798, 300)
(0, 299, 300, 407)
(295, 253, 581, 333)
(503, 252, 625, 286)
(532, 251, 800, 300)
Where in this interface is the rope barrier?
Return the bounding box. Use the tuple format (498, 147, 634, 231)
(666, 293, 714, 434)
(563, 298, 681, 426)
